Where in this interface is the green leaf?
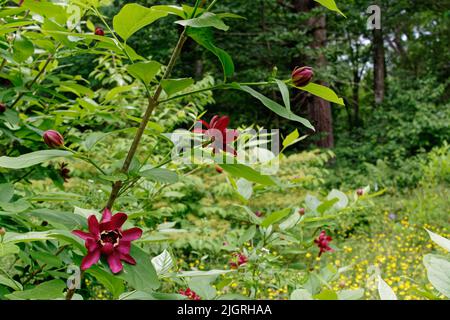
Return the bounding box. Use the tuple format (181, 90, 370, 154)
(30, 251, 62, 268)
(25, 208, 86, 229)
(13, 35, 34, 63)
(118, 245, 160, 292)
(261, 208, 291, 228)
(0, 183, 14, 203)
(188, 277, 217, 300)
(127, 61, 161, 85)
(151, 249, 174, 276)
(113, 4, 169, 41)
(152, 5, 186, 18)
(326, 189, 348, 210)
(316, 198, 339, 214)
(187, 28, 234, 79)
(313, 0, 346, 17)
(338, 289, 365, 300)
(99, 174, 128, 183)
(378, 276, 397, 300)
(161, 78, 194, 97)
(291, 288, 313, 300)
(173, 270, 234, 278)
(3, 231, 53, 244)
(283, 129, 299, 148)
(426, 229, 450, 252)
(275, 79, 291, 111)
(423, 254, 450, 298)
(234, 84, 315, 130)
(86, 265, 125, 299)
(0, 150, 73, 170)
(0, 275, 22, 291)
(0, 243, 20, 257)
(5, 279, 66, 300)
(220, 163, 276, 186)
(297, 83, 345, 106)
(238, 226, 257, 245)
(140, 168, 179, 184)
(104, 85, 136, 102)
(176, 12, 229, 31)
(59, 83, 94, 98)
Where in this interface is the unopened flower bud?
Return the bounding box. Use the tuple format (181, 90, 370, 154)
(43, 130, 64, 148)
(356, 188, 364, 196)
(215, 165, 223, 174)
(292, 66, 314, 87)
(0, 227, 6, 236)
(299, 208, 306, 216)
(95, 27, 105, 36)
(0, 103, 6, 113)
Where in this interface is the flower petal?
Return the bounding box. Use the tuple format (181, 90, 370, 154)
(85, 238, 100, 252)
(121, 228, 143, 241)
(109, 213, 128, 230)
(80, 249, 101, 270)
(101, 208, 112, 223)
(87, 215, 100, 237)
(107, 252, 123, 274)
(101, 242, 114, 255)
(209, 115, 219, 128)
(72, 230, 94, 241)
(120, 253, 137, 265)
(117, 241, 131, 255)
(214, 116, 229, 131)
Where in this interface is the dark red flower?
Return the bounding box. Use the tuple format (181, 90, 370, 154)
(292, 66, 314, 87)
(179, 288, 201, 300)
(95, 27, 105, 36)
(314, 231, 333, 257)
(0, 103, 6, 113)
(194, 115, 239, 156)
(229, 253, 248, 269)
(72, 209, 143, 274)
(59, 162, 70, 182)
(43, 130, 64, 148)
(298, 208, 306, 216)
(356, 188, 364, 196)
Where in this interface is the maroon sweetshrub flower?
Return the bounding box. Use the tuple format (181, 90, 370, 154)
(0, 103, 6, 113)
(179, 288, 201, 300)
(72, 209, 143, 274)
(255, 211, 263, 217)
(356, 188, 364, 196)
(314, 231, 333, 257)
(298, 208, 306, 216)
(292, 66, 314, 87)
(95, 27, 105, 36)
(43, 130, 64, 148)
(194, 115, 239, 156)
(229, 253, 248, 269)
(59, 162, 70, 182)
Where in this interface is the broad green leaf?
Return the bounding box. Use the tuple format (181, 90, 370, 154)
(297, 83, 345, 106)
(0, 150, 73, 170)
(238, 225, 257, 245)
(187, 28, 234, 79)
(423, 254, 450, 298)
(378, 276, 397, 300)
(113, 4, 169, 41)
(86, 265, 125, 299)
(279, 212, 301, 231)
(0, 8, 26, 19)
(118, 245, 160, 292)
(261, 208, 291, 228)
(59, 83, 94, 98)
(220, 163, 276, 186)
(338, 289, 365, 300)
(275, 79, 291, 111)
(161, 78, 194, 97)
(291, 288, 313, 300)
(0, 275, 22, 291)
(0, 243, 20, 257)
(313, 0, 346, 17)
(25, 209, 86, 229)
(426, 229, 450, 252)
(0, 183, 14, 203)
(3, 231, 53, 244)
(127, 61, 161, 85)
(234, 84, 315, 130)
(151, 249, 174, 276)
(152, 5, 186, 18)
(314, 289, 338, 300)
(104, 85, 136, 102)
(188, 277, 217, 300)
(30, 251, 63, 268)
(283, 129, 299, 148)
(176, 12, 229, 31)
(23, 1, 68, 25)
(5, 279, 66, 300)
(140, 168, 179, 184)
(13, 35, 34, 63)
(317, 198, 339, 214)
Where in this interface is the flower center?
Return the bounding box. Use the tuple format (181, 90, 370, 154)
(99, 230, 121, 247)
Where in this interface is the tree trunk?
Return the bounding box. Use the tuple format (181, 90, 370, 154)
(373, 27, 386, 105)
(293, 0, 334, 148)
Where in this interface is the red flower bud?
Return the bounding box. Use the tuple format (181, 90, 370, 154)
(95, 27, 105, 36)
(298, 208, 306, 216)
(0, 227, 5, 236)
(0, 103, 6, 113)
(43, 130, 64, 148)
(215, 164, 224, 174)
(255, 211, 263, 217)
(356, 188, 364, 196)
(292, 66, 314, 87)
